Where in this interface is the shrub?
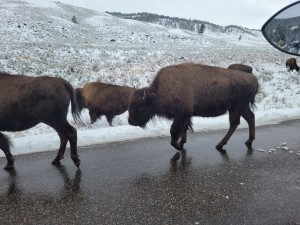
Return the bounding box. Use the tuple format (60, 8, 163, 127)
(71, 15, 78, 24)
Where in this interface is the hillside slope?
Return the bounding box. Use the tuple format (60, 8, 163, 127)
(1, 0, 276, 89)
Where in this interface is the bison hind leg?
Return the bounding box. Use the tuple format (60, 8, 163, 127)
(170, 115, 191, 150)
(178, 118, 193, 149)
(242, 105, 255, 149)
(51, 131, 68, 165)
(48, 121, 80, 168)
(0, 132, 15, 170)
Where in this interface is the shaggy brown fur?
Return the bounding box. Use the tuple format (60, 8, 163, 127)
(75, 82, 134, 126)
(128, 63, 259, 151)
(0, 72, 81, 170)
(228, 64, 253, 74)
(286, 58, 299, 72)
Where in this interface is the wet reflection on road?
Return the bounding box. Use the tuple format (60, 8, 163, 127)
(0, 120, 299, 224)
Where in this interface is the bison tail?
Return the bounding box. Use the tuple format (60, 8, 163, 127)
(74, 88, 85, 112)
(187, 119, 194, 133)
(250, 83, 259, 110)
(64, 82, 82, 125)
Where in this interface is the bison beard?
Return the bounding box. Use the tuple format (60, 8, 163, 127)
(128, 63, 258, 151)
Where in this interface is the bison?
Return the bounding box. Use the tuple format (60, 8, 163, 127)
(128, 63, 258, 151)
(228, 63, 253, 73)
(75, 82, 134, 126)
(0, 72, 81, 170)
(286, 58, 299, 72)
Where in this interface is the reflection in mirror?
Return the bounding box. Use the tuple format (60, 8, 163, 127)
(262, 1, 300, 56)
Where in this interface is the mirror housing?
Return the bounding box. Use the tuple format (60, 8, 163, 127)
(262, 1, 300, 56)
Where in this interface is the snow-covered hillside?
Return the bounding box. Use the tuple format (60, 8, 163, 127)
(0, 0, 284, 88)
(1, 0, 300, 156)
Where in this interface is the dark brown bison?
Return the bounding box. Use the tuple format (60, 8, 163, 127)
(75, 82, 134, 126)
(128, 63, 258, 151)
(286, 58, 299, 72)
(228, 64, 253, 73)
(0, 72, 81, 170)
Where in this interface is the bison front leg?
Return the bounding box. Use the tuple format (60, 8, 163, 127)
(170, 115, 186, 150)
(106, 115, 114, 126)
(0, 133, 15, 170)
(179, 117, 193, 149)
(89, 110, 98, 124)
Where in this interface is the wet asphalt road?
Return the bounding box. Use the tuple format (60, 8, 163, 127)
(0, 120, 300, 225)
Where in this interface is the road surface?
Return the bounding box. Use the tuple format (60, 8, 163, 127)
(0, 120, 300, 224)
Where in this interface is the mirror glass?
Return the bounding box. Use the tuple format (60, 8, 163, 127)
(262, 2, 300, 56)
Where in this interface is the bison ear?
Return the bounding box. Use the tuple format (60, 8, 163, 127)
(142, 90, 156, 104)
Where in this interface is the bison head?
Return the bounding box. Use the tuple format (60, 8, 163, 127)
(128, 88, 156, 128)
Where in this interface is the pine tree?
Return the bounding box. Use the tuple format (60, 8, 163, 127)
(198, 24, 205, 35)
(71, 15, 78, 24)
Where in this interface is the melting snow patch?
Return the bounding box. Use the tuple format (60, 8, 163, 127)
(269, 149, 276, 153)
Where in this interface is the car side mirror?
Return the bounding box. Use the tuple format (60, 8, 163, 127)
(261, 1, 300, 56)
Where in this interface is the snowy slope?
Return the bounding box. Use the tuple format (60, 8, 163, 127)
(0, 0, 300, 157)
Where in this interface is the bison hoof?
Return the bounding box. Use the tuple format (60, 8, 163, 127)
(52, 155, 64, 165)
(72, 156, 81, 168)
(4, 162, 14, 170)
(171, 140, 182, 150)
(217, 148, 227, 154)
(245, 139, 253, 146)
(215, 143, 224, 150)
(179, 141, 186, 150)
(51, 159, 61, 165)
(245, 143, 253, 151)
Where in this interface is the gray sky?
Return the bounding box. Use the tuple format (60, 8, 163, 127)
(57, 0, 296, 29)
